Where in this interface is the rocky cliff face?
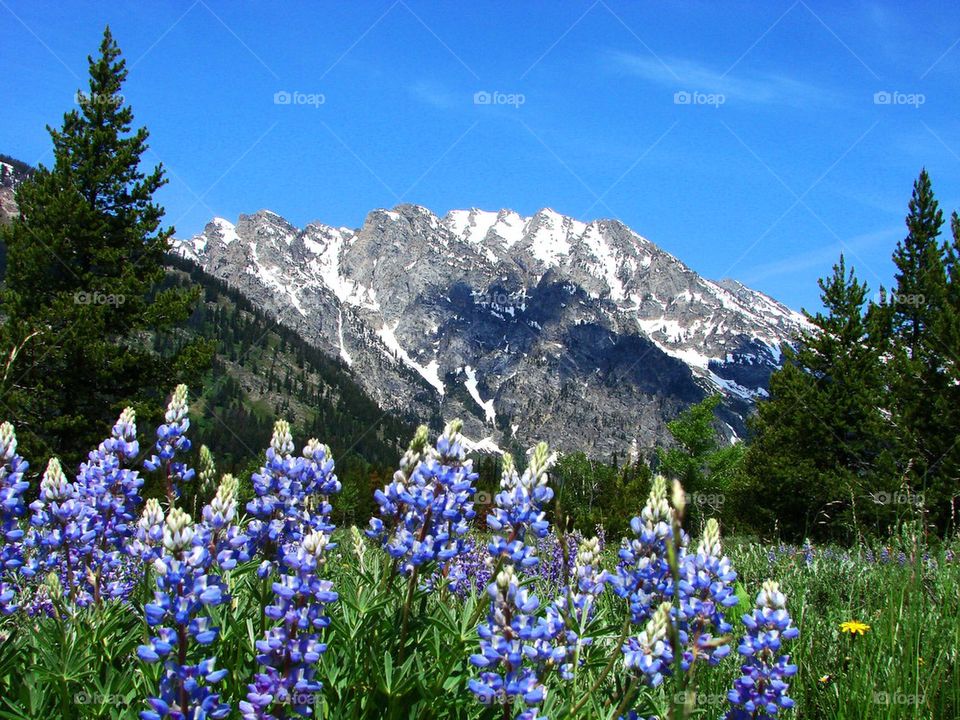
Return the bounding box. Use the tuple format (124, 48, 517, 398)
(174, 204, 810, 455)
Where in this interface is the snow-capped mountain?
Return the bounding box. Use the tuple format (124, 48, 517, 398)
(174, 204, 809, 455)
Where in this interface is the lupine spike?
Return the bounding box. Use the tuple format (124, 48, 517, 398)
(0, 422, 29, 614)
(726, 580, 799, 719)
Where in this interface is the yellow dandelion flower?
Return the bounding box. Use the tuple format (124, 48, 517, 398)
(839, 620, 870, 635)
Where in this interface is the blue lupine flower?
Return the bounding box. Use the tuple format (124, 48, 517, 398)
(469, 565, 551, 713)
(622, 601, 674, 688)
(197, 474, 249, 571)
(240, 529, 339, 719)
(726, 580, 799, 719)
(541, 535, 607, 680)
(137, 507, 230, 720)
(144, 385, 195, 503)
(677, 518, 737, 669)
(0, 422, 29, 614)
(469, 443, 557, 716)
(131, 498, 166, 564)
(611, 476, 684, 629)
(76, 407, 144, 602)
(25, 457, 98, 605)
(485, 444, 555, 569)
(367, 421, 477, 576)
(247, 423, 341, 576)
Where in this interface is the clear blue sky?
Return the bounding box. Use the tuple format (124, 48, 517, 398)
(3, 1, 960, 311)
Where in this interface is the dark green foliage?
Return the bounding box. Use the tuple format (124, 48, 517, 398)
(551, 450, 650, 537)
(874, 171, 960, 533)
(0, 27, 210, 471)
(745, 255, 897, 541)
(656, 394, 746, 530)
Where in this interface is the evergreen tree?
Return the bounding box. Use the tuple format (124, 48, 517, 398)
(657, 394, 745, 529)
(878, 171, 957, 532)
(745, 255, 894, 540)
(0, 27, 210, 469)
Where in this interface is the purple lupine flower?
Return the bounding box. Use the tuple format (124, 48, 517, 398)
(246, 422, 340, 575)
(24, 458, 98, 605)
(0, 422, 29, 614)
(144, 385, 195, 503)
(136, 507, 230, 720)
(446, 537, 493, 597)
(541, 535, 607, 679)
(131, 498, 166, 564)
(469, 443, 556, 715)
(726, 580, 799, 720)
(622, 601, 674, 687)
(611, 476, 684, 629)
(678, 518, 737, 669)
(197, 474, 249, 571)
(469, 565, 550, 713)
(366, 421, 477, 577)
(239, 530, 338, 719)
(486, 444, 556, 569)
(76, 407, 144, 602)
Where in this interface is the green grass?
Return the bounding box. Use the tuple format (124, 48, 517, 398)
(0, 530, 957, 719)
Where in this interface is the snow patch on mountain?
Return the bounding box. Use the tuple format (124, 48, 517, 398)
(463, 366, 496, 424)
(377, 322, 445, 395)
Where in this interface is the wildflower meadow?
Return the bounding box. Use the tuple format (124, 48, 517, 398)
(0, 387, 956, 720)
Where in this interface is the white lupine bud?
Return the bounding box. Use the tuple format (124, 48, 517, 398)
(302, 530, 329, 557)
(114, 407, 137, 437)
(758, 579, 786, 609)
(208, 474, 238, 522)
(198, 445, 216, 493)
(576, 536, 601, 569)
(165, 385, 189, 424)
(351, 526, 367, 569)
(270, 419, 294, 455)
(697, 518, 722, 557)
(139, 498, 164, 529)
(640, 602, 672, 645)
(40, 458, 69, 500)
(522, 442, 556, 489)
(671, 479, 686, 518)
(163, 507, 194, 551)
(302, 438, 327, 460)
(496, 565, 516, 590)
(642, 476, 673, 525)
(0, 422, 16, 460)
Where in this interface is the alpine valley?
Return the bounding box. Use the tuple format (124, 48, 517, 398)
(173, 204, 810, 456)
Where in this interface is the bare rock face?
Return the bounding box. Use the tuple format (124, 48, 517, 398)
(174, 204, 810, 455)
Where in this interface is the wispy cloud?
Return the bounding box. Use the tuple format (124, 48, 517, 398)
(740, 226, 899, 285)
(607, 50, 831, 108)
(407, 80, 460, 109)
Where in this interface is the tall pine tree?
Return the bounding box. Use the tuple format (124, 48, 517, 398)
(745, 255, 895, 540)
(0, 27, 210, 470)
(877, 170, 957, 532)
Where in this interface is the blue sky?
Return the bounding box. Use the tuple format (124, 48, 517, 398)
(3, 1, 960, 311)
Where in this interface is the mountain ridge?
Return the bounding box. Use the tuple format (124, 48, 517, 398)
(174, 202, 809, 455)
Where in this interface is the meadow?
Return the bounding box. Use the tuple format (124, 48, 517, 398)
(0, 387, 957, 720)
